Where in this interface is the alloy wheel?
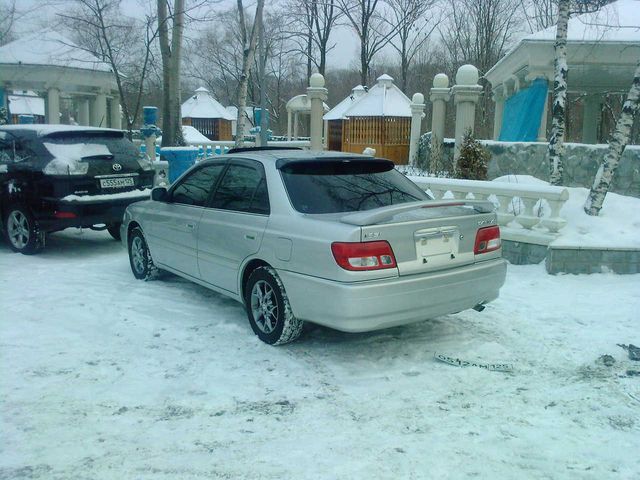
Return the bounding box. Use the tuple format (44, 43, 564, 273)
(8, 210, 30, 249)
(251, 280, 278, 334)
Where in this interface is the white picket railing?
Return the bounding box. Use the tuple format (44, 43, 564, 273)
(409, 176, 570, 243)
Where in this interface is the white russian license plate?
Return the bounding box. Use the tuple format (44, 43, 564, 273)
(100, 177, 135, 189)
(416, 229, 459, 257)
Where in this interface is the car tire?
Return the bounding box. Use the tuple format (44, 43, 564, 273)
(128, 227, 156, 280)
(3, 205, 44, 255)
(244, 266, 303, 345)
(107, 223, 122, 241)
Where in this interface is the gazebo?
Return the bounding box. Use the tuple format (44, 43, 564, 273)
(285, 94, 330, 140)
(323, 85, 367, 151)
(485, 0, 640, 143)
(0, 32, 120, 127)
(181, 87, 234, 141)
(340, 74, 412, 164)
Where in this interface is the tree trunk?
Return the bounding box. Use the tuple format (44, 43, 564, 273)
(235, 0, 264, 148)
(584, 61, 640, 216)
(157, 0, 185, 147)
(547, 0, 569, 186)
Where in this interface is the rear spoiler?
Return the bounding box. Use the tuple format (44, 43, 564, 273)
(339, 200, 495, 226)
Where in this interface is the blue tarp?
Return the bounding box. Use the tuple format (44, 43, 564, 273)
(499, 78, 548, 142)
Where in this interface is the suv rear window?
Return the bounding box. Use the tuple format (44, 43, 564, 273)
(280, 159, 429, 214)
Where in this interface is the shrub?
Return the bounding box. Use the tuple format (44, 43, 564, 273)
(456, 129, 489, 180)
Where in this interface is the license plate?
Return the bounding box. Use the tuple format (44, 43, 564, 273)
(100, 177, 135, 189)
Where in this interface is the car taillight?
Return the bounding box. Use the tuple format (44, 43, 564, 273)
(331, 241, 397, 271)
(54, 211, 77, 219)
(474, 226, 501, 254)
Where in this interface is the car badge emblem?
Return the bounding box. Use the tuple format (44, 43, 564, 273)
(112, 163, 122, 172)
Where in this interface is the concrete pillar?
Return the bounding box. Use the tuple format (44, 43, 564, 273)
(77, 98, 90, 126)
(408, 93, 425, 166)
(307, 73, 328, 151)
(452, 65, 483, 164)
(287, 109, 292, 140)
(492, 90, 505, 140)
(110, 96, 122, 129)
(429, 73, 451, 148)
(323, 119, 329, 148)
(538, 85, 550, 142)
(46, 87, 60, 124)
(582, 94, 601, 144)
(91, 92, 107, 127)
(293, 112, 299, 140)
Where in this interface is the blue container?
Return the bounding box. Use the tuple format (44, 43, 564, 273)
(160, 147, 199, 183)
(143, 106, 158, 126)
(19, 115, 35, 124)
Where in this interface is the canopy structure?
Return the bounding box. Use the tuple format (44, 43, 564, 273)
(181, 87, 234, 140)
(336, 74, 412, 163)
(285, 94, 329, 140)
(323, 85, 367, 150)
(485, 0, 640, 143)
(7, 90, 45, 123)
(0, 32, 120, 127)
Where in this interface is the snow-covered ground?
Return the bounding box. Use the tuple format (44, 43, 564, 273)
(1, 230, 639, 479)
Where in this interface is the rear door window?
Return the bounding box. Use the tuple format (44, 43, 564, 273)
(280, 160, 429, 213)
(171, 164, 226, 206)
(210, 162, 269, 214)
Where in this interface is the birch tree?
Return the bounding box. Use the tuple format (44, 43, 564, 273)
(547, 0, 570, 186)
(158, 0, 186, 147)
(584, 61, 640, 216)
(235, 0, 265, 147)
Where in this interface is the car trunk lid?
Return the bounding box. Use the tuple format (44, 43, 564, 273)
(340, 200, 498, 275)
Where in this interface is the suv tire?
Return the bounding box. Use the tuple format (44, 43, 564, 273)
(107, 223, 122, 241)
(4, 205, 44, 255)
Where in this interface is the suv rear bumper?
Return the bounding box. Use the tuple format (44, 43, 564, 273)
(35, 192, 150, 231)
(278, 258, 507, 333)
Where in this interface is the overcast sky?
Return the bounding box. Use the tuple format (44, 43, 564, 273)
(14, 0, 366, 72)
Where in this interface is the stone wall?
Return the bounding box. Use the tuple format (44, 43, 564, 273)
(415, 134, 640, 198)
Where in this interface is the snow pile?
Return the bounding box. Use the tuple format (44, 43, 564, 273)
(43, 142, 111, 175)
(62, 189, 151, 202)
(494, 175, 640, 248)
(0, 230, 638, 478)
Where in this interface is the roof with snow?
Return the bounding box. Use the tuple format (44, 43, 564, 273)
(324, 85, 367, 121)
(0, 32, 112, 72)
(286, 94, 330, 113)
(340, 75, 412, 118)
(485, 0, 640, 92)
(181, 87, 234, 120)
(7, 91, 44, 116)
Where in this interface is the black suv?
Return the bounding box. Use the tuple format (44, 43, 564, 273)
(0, 125, 154, 254)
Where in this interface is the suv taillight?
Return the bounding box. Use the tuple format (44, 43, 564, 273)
(331, 241, 397, 271)
(474, 226, 501, 254)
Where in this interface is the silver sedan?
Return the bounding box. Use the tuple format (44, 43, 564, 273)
(122, 149, 506, 345)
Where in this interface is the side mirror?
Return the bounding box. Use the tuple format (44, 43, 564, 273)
(151, 186, 168, 202)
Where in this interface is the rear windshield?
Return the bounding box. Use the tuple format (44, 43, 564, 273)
(280, 160, 430, 214)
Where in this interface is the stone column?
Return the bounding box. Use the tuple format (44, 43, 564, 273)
(408, 93, 425, 166)
(109, 96, 122, 129)
(492, 90, 505, 140)
(287, 108, 292, 140)
(429, 73, 450, 149)
(46, 87, 60, 124)
(582, 94, 601, 144)
(91, 92, 107, 127)
(452, 65, 482, 164)
(307, 73, 328, 151)
(293, 112, 299, 140)
(77, 98, 90, 125)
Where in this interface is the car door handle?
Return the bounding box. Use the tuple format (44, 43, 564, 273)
(244, 233, 256, 240)
(186, 223, 195, 230)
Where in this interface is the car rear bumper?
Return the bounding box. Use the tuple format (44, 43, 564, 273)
(277, 258, 507, 333)
(35, 193, 150, 231)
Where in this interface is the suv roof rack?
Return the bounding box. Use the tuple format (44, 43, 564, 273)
(226, 146, 303, 154)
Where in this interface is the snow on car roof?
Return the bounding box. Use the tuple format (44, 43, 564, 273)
(0, 124, 124, 137)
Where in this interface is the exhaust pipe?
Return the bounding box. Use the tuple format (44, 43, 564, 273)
(473, 303, 486, 312)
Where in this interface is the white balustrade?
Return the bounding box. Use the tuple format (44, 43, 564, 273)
(409, 176, 570, 244)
